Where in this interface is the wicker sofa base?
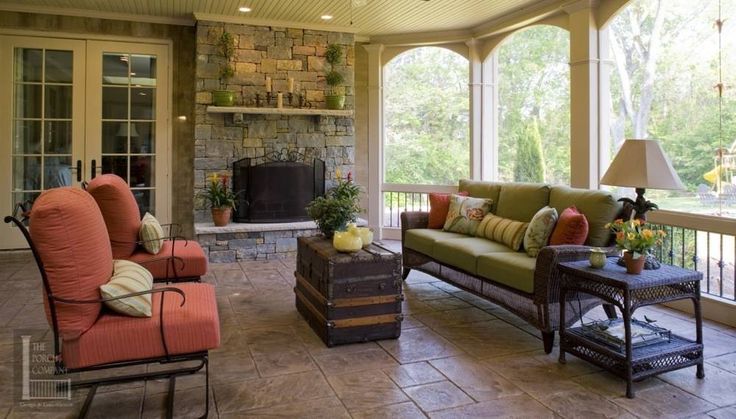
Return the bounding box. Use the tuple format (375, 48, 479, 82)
(402, 246, 605, 353)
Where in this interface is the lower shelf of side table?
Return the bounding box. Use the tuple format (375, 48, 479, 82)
(562, 327, 703, 382)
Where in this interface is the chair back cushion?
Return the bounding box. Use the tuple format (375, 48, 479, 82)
(87, 174, 141, 258)
(30, 188, 113, 340)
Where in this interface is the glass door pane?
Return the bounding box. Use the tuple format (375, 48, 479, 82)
(100, 53, 157, 217)
(12, 47, 75, 214)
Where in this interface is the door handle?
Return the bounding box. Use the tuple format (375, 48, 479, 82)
(91, 159, 97, 179)
(75, 160, 82, 182)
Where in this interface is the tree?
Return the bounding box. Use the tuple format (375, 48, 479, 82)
(513, 120, 545, 182)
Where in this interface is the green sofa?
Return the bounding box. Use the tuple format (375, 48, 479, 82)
(401, 180, 622, 353)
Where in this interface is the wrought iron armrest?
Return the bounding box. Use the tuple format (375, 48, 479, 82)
(136, 255, 186, 271)
(533, 245, 617, 305)
(135, 235, 189, 246)
(160, 223, 182, 237)
(53, 287, 186, 307)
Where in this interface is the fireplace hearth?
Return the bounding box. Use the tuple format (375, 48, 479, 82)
(232, 156, 325, 223)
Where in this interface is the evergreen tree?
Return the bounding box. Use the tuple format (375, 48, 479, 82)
(513, 120, 545, 183)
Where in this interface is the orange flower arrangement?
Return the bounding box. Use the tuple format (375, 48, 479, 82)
(605, 218, 666, 259)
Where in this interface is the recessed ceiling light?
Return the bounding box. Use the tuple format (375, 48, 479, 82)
(321, 14, 333, 20)
(238, 6, 252, 12)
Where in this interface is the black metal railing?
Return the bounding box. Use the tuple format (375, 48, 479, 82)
(383, 191, 429, 228)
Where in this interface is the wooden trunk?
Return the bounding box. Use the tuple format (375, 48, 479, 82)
(295, 236, 403, 347)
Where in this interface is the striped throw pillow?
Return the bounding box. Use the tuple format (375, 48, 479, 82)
(475, 214, 529, 251)
(139, 212, 164, 254)
(100, 260, 153, 317)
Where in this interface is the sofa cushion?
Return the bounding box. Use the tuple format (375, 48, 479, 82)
(404, 229, 467, 256)
(128, 240, 208, 280)
(475, 214, 529, 251)
(523, 206, 559, 257)
(30, 188, 113, 340)
(428, 192, 468, 229)
(495, 183, 551, 222)
(458, 179, 503, 213)
(549, 186, 621, 247)
(549, 206, 589, 246)
(87, 174, 142, 259)
(433, 237, 515, 274)
(477, 252, 537, 294)
(443, 195, 493, 235)
(62, 283, 220, 369)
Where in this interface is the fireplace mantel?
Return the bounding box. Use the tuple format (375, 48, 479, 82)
(207, 106, 353, 118)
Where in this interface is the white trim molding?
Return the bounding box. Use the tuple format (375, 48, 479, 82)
(0, 4, 194, 26)
(193, 13, 360, 34)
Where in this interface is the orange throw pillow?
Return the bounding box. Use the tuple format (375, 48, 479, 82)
(549, 206, 589, 245)
(428, 192, 468, 229)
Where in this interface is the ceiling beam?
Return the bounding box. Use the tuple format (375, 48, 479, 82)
(193, 12, 360, 34)
(0, 3, 195, 26)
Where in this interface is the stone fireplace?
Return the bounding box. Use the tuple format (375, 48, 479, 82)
(193, 21, 355, 261)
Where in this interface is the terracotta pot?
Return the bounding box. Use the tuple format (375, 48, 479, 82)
(623, 251, 646, 274)
(211, 207, 232, 227)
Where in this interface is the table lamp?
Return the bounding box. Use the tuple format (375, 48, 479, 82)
(600, 139, 685, 219)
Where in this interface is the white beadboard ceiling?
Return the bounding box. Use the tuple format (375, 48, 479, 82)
(0, 0, 548, 37)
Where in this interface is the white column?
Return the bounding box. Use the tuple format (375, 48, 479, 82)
(567, 1, 600, 189)
(467, 38, 482, 180)
(481, 53, 499, 181)
(363, 44, 384, 238)
(598, 26, 614, 177)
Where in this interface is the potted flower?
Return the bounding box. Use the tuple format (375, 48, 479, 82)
(213, 30, 236, 106)
(606, 218, 666, 274)
(306, 171, 361, 238)
(324, 44, 346, 110)
(201, 174, 239, 226)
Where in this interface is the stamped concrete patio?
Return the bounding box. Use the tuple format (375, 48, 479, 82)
(2, 243, 736, 418)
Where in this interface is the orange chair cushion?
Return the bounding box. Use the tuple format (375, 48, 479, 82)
(62, 283, 220, 369)
(128, 240, 208, 280)
(30, 188, 113, 340)
(87, 174, 141, 259)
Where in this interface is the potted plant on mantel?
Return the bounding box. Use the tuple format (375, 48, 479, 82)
(213, 30, 236, 107)
(324, 44, 346, 110)
(201, 174, 239, 226)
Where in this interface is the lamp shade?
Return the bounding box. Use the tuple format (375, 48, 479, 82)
(600, 139, 685, 190)
(116, 122, 139, 138)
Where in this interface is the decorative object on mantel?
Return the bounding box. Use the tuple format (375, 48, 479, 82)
(601, 139, 685, 221)
(324, 44, 346, 110)
(200, 174, 240, 226)
(306, 171, 362, 238)
(333, 224, 363, 253)
(212, 31, 236, 107)
(606, 218, 666, 274)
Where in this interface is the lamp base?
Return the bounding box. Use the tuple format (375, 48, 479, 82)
(617, 187, 658, 221)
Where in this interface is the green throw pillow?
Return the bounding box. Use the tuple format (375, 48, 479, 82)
(523, 206, 558, 257)
(443, 195, 493, 235)
(139, 212, 164, 254)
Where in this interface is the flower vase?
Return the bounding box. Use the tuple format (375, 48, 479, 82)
(212, 207, 232, 227)
(623, 251, 646, 274)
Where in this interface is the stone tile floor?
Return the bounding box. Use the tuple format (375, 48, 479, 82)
(3, 243, 736, 418)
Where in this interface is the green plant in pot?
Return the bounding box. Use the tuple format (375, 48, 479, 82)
(213, 30, 236, 107)
(324, 44, 346, 110)
(306, 171, 362, 238)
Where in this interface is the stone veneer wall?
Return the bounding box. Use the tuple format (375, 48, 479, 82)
(193, 21, 356, 223)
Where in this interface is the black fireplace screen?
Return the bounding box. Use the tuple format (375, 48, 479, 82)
(232, 157, 325, 223)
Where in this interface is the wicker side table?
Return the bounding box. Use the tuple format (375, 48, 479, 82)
(558, 259, 704, 398)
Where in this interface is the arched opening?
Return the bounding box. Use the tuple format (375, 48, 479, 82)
(383, 47, 470, 186)
(493, 25, 570, 184)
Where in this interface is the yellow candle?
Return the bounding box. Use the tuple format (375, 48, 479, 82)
(288, 77, 294, 93)
(265, 76, 272, 93)
(277, 92, 283, 108)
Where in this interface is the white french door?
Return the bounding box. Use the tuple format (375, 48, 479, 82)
(0, 35, 170, 249)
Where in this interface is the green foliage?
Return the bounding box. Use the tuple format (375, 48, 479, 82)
(384, 47, 469, 185)
(325, 70, 344, 87)
(513, 120, 545, 182)
(306, 176, 362, 237)
(217, 30, 236, 87)
(325, 44, 343, 66)
(199, 174, 239, 209)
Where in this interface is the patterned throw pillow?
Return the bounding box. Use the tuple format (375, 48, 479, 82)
(428, 192, 468, 229)
(476, 214, 529, 251)
(100, 260, 153, 317)
(139, 212, 164, 254)
(443, 195, 493, 235)
(523, 206, 559, 257)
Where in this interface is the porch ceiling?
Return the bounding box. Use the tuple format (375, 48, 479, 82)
(0, 0, 549, 37)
